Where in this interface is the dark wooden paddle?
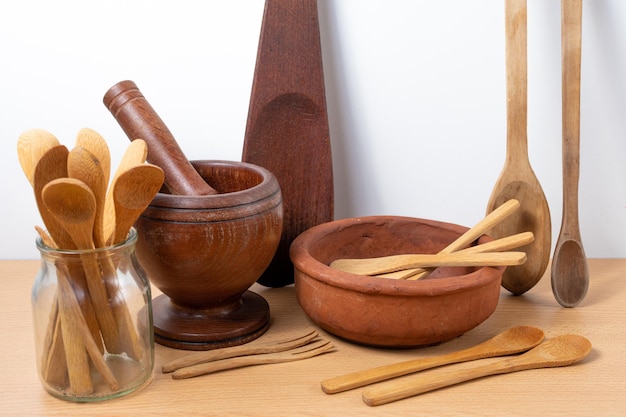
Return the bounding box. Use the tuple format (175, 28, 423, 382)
(243, 0, 334, 287)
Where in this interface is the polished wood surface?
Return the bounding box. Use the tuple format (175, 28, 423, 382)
(1, 259, 624, 416)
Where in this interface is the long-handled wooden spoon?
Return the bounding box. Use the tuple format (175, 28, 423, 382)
(551, 0, 588, 308)
(243, 0, 333, 287)
(108, 163, 164, 245)
(333, 232, 534, 277)
(362, 334, 592, 406)
(486, 0, 551, 295)
(67, 146, 108, 248)
(321, 325, 544, 394)
(17, 128, 60, 186)
(42, 178, 121, 353)
(388, 199, 520, 280)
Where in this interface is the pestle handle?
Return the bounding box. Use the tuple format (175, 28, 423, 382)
(103, 80, 217, 196)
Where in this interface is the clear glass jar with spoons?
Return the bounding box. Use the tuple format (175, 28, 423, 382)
(31, 228, 154, 402)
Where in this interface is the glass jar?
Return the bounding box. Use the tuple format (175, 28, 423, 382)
(31, 228, 154, 402)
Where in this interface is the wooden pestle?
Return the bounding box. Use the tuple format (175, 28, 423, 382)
(103, 80, 218, 196)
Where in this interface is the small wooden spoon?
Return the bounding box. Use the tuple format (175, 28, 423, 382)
(340, 232, 534, 279)
(68, 146, 108, 247)
(17, 128, 60, 186)
(108, 163, 164, 245)
(384, 199, 520, 280)
(32, 145, 73, 249)
(321, 325, 544, 394)
(42, 177, 122, 353)
(103, 139, 148, 242)
(486, 0, 551, 295)
(551, 0, 588, 308)
(75, 127, 111, 187)
(362, 334, 592, 406)
(331, 251, 527, 276)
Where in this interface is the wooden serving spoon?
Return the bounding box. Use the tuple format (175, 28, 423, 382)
(243, 0, 333, 287)
(42, 177, 121, 353)
(486, 0, 551, 295)
(321, 325, 544, 394)
(17, 128, 60, 186)
(551, 0, 588, 308)
(334, 232, 534, 277)
(67, 146, 108, 248)
(362, 334, 592, 406)
(388, 199, 520, 280)
(108, 163, 164, 245)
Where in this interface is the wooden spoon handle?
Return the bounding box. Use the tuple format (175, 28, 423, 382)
(561, 0, 582, 223)
(103, 80, 217, 196)
(505, 0, 529, 162)
(332, 251, 526, 276)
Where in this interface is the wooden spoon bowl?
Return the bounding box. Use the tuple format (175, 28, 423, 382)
(134, 160, 283, 350)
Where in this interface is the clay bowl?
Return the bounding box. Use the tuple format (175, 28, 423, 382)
(290, 216, 505, 348)
(134, 160, 283, 350)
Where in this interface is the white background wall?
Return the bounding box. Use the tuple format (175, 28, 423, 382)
(1, 0, 625, 260)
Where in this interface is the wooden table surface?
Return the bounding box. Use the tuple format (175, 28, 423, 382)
(1, 259, 624, 416)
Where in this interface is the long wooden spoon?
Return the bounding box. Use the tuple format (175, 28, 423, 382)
(486, 0, 551, 295)
(108, 163, 164, 245)
(389, 199, 520, 280)
(551, 0, 588, 308)
(321, 325, 544, 394)
(42, 177, 121, 353)
(17, 128, 60, 186)
(242, 0, 333, 287)
(362, 334, 592, 406)
(67, 146, 108, 247)
(334, 232, 534, 277)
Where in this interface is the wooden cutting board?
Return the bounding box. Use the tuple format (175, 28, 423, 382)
(243, 0, 334, 287)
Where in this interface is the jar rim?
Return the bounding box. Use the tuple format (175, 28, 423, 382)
(36, 228, 138, 255)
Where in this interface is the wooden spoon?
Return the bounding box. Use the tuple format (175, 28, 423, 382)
(551, 0, 588, 308)
(32, 145, 73, 249)
(67, 146, 108, 247)
(103, 139, 148, 243)
(362, 334, 592, 406)
(75, 127, 111, 188)
(336, 232, 534, 278)
(16, 128, 60, 186)
(321, 325, 544, 394)
(330, 251, 527, 276)
(42, 177, 121, 353)
(243, 0, 333, 287)
(391, 199, 520, 280)
(486, 0, 551, 295)
(108, 163, 165, 245)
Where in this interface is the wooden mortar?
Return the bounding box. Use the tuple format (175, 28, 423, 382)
(134, 160, 283, 350)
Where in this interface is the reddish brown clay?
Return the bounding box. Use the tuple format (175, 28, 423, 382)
(103, 80, 218, 196)
(290, 216, 505, 348)
(243, 0, 333, 288)
(134, 160, 283, 350)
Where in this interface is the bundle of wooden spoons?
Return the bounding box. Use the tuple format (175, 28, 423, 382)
(17, 127, 164, 396)
(330, 199, 533, 280)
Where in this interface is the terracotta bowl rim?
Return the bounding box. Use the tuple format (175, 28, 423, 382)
(290, 215, 504, 297)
